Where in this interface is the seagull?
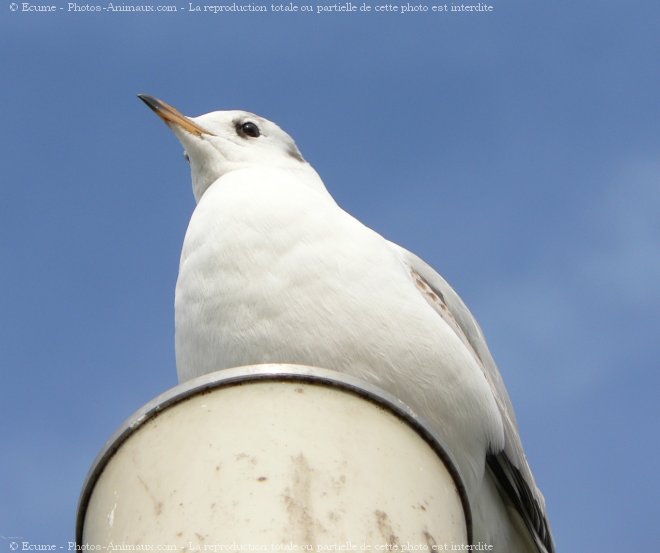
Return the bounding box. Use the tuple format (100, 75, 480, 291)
(138, 94, 555, 553)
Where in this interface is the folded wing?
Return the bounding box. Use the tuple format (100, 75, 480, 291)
(390, 242, 555, 553)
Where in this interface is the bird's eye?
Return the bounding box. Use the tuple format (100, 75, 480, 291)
(183, 151, 190, 163)
(237, 121, 261, 138)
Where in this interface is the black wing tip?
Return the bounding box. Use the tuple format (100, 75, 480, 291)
(487, 453, 555, 553)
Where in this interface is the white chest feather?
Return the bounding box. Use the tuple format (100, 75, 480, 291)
(174, 168, 502, 495)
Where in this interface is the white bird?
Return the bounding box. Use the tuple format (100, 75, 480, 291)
(139, 94, 555, 553)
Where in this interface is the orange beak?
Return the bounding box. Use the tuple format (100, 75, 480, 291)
(138, 94, 214, 137)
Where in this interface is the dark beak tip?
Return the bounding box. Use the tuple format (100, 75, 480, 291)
(138, 94, 159, 112)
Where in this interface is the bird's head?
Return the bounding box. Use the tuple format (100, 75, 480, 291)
(139, 94, 310, 202)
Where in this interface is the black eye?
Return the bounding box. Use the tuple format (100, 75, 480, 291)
(237, 121, 261, 138)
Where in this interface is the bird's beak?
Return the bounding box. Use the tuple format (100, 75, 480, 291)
(138, 94, 214, 137)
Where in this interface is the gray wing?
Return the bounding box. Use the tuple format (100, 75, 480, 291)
(390, 241, 555, 553)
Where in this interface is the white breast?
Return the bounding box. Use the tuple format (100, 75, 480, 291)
(174, 166, 502, 496)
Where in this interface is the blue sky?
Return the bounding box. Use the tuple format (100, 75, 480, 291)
(1, 1, 659, 550)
